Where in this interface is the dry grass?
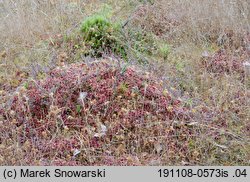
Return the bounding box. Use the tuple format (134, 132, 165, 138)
(132, 0, 250, 45)
(0, 0, 86, 45)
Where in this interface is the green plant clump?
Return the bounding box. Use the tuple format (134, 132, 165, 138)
(130, 30, 157, 55)
(158, 43, 170, 59)
(81, 14, 125, 57)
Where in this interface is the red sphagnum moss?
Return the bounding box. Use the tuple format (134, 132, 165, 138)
(1, 60, 192, 165)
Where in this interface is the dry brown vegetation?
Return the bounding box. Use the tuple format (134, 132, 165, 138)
(0, 0, 249, 165)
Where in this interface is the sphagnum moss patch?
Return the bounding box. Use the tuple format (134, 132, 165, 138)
(1, 60, 192, 165)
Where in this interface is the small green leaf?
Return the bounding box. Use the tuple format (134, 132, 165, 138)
(76, 105, 82, 113)
(121, 64, 128, 75)
(24, 82, 29, 89)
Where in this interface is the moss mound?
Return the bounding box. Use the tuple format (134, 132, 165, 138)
(1, 61, 191, 165)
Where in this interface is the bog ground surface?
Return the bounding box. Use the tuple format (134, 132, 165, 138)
(0, 0, 249, 165)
